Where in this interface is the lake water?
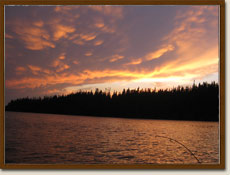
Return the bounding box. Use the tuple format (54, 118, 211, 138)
(5, 112, 219, 164)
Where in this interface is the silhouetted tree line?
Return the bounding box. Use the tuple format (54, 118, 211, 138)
(5, 82, 219, 121)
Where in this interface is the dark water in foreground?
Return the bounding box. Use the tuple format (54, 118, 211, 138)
(5, 112, 219, 164)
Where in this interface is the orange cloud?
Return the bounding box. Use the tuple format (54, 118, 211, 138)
(99, 25, 115, 33)
(73, 39, 85, 46)
(14, 25, 55, 50)
(80, 33, 97, 41)
(109, 55, 124, 62)
(53, 6, 80, 23)
(6, 6, 218, 94)
(33, 20, 44, 27)
(94, 40, 104, 46)
(68, 33, 96, 46)
(5, 34, 13, 39)
(52, 60, 60, 67)
(46, 88, 61, 94)
(16, 66, 26, 72)
(28, 65, 41, 71)
(125, 6, 219, 77)
(82, 69, 144, 80)
(6, 45, 218, 91)
(54, 6, 79, 12)
(28, 65, 51, 75)
(51, 59, 70, 72)
(46, 88, 73, 95)
(69, 33, 79, 40)
(94, 18, 115, 33)
(53, 24, 75, 41)
(6, 67, 144, 90)
(162, 46, 218, 76)
(125, 58, 142, 65)
(160, 6, 219, 73)
(58, 53, 66, 60)
(54, 6, 123, 19)
(6, 73, 84, 89)
(15, 66, 27, 75)
(124, 44, 174, 66)
(89, 6, 123, 19)
(94, 20, 104, 28)
(57, 64, 70, 72)
(71, 33, 97, 45)
(85, 51, 93, 57)
(146, 45, 175, 61)
(164, 6, 218, 43)
(73, 60, 79, 64)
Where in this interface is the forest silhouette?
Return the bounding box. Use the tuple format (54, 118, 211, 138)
(5, 82, 219, 121)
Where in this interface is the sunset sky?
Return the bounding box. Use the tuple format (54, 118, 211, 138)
(5, 5, 219, 104)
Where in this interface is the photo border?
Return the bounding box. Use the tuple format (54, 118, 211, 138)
(0, 0, 225, 169)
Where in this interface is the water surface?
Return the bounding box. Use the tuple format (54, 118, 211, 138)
(5, 112, 219, 164)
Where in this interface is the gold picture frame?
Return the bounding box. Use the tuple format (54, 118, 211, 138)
(0, 0, 225, 169)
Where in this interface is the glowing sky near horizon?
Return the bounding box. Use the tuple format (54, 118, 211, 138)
(5, 5, 219, 104)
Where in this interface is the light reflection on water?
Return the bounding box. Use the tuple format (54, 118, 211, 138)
(5, 111, 219, 164)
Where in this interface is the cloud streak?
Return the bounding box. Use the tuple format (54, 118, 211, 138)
(145, 45, 175, 61)
(109, 55, 124, 62)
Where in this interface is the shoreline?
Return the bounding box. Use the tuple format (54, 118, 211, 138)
(5, 110, 219, 122)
